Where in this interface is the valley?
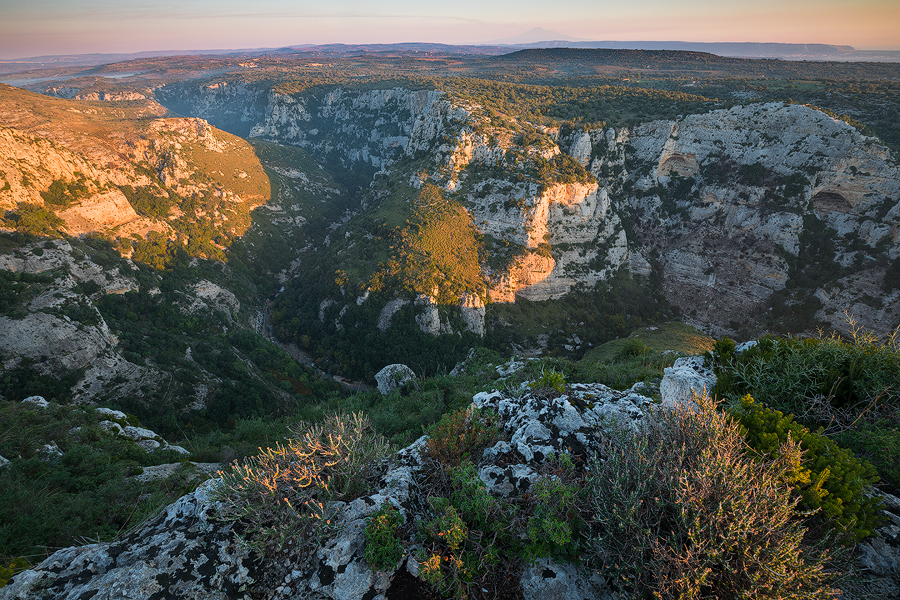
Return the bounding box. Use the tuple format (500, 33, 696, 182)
(1, 47, 899, 596)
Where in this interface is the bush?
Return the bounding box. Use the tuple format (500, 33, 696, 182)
(731, 395, 883, 541)
(706, 326, 900, 497)
(523, 453, 585, 563)
(212, 412, 392, 563)
(5, 204, 65, 236)
(708, 333, 900, 418)
(587, 395, 836, 599)
(528, 368, 566, 394)
(423, 406, 500, 467)
(416, 462, 518, 600)
(41, 177, 88, 207)
(364, 501, 405, 571)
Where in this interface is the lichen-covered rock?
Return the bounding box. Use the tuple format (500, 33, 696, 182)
(0, 480, 252, 600)
(375, 363, 416, 396)
(1, 379, 653, 600)
(521, 558, 612, 600)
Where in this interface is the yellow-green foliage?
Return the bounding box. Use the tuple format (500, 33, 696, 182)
(4, 203, 66, 236)
(0, 557, 29, 588)
(417, 463, 516, 600)
(390, 184, 486, 305)
(529, 368, 566, 394)
(731, 395, 882, 541)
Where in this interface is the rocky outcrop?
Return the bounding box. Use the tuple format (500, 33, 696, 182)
(57, 189, 141, 234)
(183, 280, 240, 322)
(7, 355, 897, 600)
(660, 355, 718, 407)
(1, 377, 658, 600)
(0, 480, 251, 600)
(0, 311, 117, 373)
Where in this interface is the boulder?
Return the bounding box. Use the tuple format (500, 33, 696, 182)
(21, 395, 49, 408)
(659, 355, 717, 407)
(375, 364, 416, 396)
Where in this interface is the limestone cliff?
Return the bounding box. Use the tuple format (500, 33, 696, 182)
(244, 85, 897, 337)
(0, 83, 270, 252)
(35, 79, 899, 340)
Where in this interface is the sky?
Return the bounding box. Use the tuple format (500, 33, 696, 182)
(1, 0, 899, 60)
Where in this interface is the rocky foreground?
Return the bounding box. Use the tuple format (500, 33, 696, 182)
(1, 358, 898, 600)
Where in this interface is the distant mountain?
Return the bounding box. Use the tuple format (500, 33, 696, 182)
(487, 27, 583, 45)
(2, 39, 898, 78)
(505, 40, 900, 62)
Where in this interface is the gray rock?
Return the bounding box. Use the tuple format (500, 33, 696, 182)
(123, 425, 161, 442)
(98, 420, 124, 435)
(479, 464, 538, 497)
(660, 355, 717, 407)
(0, 480, 251, 600)
(135, 439, 161, 452)
(375, 363, 415, 396)
(521, 558, 612, 600)
(21, 395, 48, 408)
(38, 441, 63, 463)
(0, 455, 9, 469)
(95, 407, 128, 421)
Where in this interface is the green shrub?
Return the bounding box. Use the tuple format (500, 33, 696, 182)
(617, 337, 650, 358)
(41, 177, 88, 207)
(416, 462, 517, 600)
(587, 395, 836, 599)
(523, 453, 584, 563)
(528, 368, 566, 394)
(364, 501, 404, 571)
(424, 406, 500, 467)
(706, 327, 900, 498)
(708, 334, 900, 416)
(5, 204, 65, 236)
(834, 419, 900, 490)
(731, 395, 883, 541)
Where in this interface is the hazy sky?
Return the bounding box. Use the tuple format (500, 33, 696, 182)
(1, 0, 898, 59)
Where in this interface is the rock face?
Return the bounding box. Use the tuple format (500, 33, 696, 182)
(0, 311, 117, 372)
(218, 83, 899, 338)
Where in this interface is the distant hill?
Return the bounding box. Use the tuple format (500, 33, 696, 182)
(487, 27, 583, 45)
(507, 40, 900, 62)
(3, 39, 897, 77)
